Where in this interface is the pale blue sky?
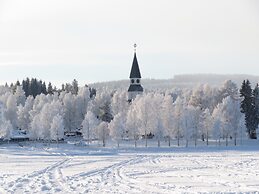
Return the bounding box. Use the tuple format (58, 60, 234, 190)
(0, 0, 259, 86)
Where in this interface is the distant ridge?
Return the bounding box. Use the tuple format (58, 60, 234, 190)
(173, 74, 259, 86)
(89, 74, 259, 91)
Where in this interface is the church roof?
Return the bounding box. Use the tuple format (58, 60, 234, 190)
(128, 84, 143, 92)
(129, 53, 141, 78)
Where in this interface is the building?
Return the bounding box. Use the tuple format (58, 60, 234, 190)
(128, 44, 144, 102)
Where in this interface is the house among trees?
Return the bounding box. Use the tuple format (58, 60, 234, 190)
(9, 129, 29, 142)
(128, 44, 144, 102)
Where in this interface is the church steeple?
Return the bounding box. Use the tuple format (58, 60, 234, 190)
(130, 44, 141, 78)
(128, 44, 143, 102)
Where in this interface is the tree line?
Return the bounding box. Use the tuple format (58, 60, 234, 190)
(6, 78, 96, 98)
(0, 78, 258, 147)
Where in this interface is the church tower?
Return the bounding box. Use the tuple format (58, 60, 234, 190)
(128, 44, 143, 102)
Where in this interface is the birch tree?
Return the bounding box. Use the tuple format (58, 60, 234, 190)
(82, 111, 99, 144)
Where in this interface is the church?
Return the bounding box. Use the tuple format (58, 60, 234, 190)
(128, 44, 144, 102)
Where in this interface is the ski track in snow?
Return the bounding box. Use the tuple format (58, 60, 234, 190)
(66, 155, 149, 193)
(1, 145, 259, 193)
(2, 148, 74, 194)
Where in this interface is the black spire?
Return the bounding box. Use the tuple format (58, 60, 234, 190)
(129, 45, 141, 78)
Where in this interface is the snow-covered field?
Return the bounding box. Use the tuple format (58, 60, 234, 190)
(1, 141, 259, 194)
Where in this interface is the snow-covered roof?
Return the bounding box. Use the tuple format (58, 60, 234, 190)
(10, 130, 29, 139)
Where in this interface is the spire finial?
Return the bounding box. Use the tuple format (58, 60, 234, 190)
(134, 43, 137, 53)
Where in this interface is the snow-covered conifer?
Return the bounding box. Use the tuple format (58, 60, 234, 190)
(14, 86, 26, 106)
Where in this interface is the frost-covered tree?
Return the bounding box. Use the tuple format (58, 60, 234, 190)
(5, 94, 18, 129)
(173, 97, 184, 146)
(0, 102, 13, 140)
(150, 93, 165, 147)
(189, 85, 204, 109)
(188, 84, 219, 112)
(182, 105, 201, 147)
(200, 108, 212, 145)
(126, 104, 140, 147)
(96, 121, 109, 147)
(63, 93, 77, 131)
(99, 102, 113, 122)
(212, 97, 245, 146)
(30, 94, 49, 118)
(30, 100, 64, 140)
(135, 94, 156, 147)
(223, 97, 245, 146)
(161, 95, 175, 146)
(77, 86, 91, 121)
(111, 91, 129, 116)
(14, 86, 26, 106)
(30, 114, 42, 139)
(29, 94, 50, 138)
(181, 105, 199, 147)
(212, 119, 223, 145)
(82, 111, 99, 144)
(153, 117, 164, 147)
(219, 80, 239, 102)
(182, 106, 191, 147)
(212, 102, 224, 145)
(0, 120, 13, 140)
(50, 114, 64, 141)
(89, 89, 113, 122)
(17, 96, 34, 131)
(109, 113, 126, 147)
(0, 86, 11, 96)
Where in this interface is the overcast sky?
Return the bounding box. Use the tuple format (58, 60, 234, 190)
(0, 0, 259, 86)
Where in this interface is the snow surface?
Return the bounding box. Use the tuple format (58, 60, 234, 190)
(1, 141, 259, 193)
